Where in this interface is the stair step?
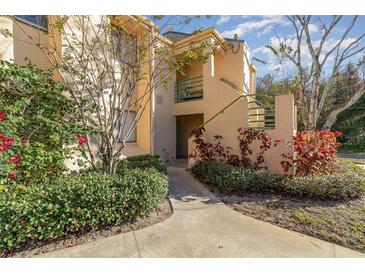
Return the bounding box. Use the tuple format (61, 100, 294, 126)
(248, 106, 274, 110)
(248, 127, 275, 130)
(248, 112, 275, 117)
(248, 120, 275, 123)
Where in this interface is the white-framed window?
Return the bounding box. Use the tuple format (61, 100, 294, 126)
(112, 28, 137, 65)
(14, 16, 48, 32)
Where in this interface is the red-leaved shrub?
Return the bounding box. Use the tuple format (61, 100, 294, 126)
(237, 127, 273, 169)
(279, 130, 342, 175)
(189, 127, 236, 163)
(189, 127, 273, 169)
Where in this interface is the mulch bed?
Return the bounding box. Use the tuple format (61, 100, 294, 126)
(11, 199, 172, 258)
(204, 183, 365, 253)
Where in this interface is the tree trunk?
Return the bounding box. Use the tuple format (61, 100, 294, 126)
(308, 94, 318, 130)
(322, 89, 365, 129)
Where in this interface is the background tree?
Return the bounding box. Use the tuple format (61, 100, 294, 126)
(12, 15, 215, 173)
(318, 60, 365, 141)
(268, 16, 365, 130)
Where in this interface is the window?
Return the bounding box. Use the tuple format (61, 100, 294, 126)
(112, 28, 137, 65)
(120, 111, 137, 143)
(14, 16, 48, 31)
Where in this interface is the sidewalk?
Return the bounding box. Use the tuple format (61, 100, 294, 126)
(38, 162, 364, 258)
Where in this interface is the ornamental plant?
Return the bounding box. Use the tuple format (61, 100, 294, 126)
(0, 61, 89, 183)
(0, 159, 168, 256)
(237, 127, 273, 169)
(189, 127, 237, 163)
(278, 130, 342, 175)
(189, 127, 272, 169)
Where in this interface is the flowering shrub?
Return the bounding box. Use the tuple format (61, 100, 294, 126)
(279, 130, 342, 175)
(189, 127, 272, 169)
(0, 61, 88, 183)
(0, 127, 22, 180)
(76, 133, 88, 146)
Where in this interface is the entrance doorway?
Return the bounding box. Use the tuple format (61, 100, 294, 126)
(176, 114, 204, 159)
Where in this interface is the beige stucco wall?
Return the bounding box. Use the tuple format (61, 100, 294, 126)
(0, 16, 61, 70)
(153, 69, 177, 161)
(177, 61, 203, 80)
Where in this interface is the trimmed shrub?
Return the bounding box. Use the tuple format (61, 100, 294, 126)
(0, 166, 168, 256)
(192, 161, 278, 193)
(281, 160, 365, 200)
(117, 154, 167, 174)
(192, 159, 365, 200)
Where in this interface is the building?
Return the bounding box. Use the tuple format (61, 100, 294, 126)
(0, 15, 296, 174)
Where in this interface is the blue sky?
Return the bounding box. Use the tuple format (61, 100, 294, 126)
(152, 16, 365, 79)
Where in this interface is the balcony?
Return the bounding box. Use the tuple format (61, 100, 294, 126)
(174, 76, 203, 103)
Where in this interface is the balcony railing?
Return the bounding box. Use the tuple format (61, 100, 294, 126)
(174, 76, 203, 103)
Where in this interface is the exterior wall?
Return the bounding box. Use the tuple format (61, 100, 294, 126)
(264, 95, 296, 174)
(202, 41, 248, 153)
(153, 71, 177, 162)
(177, 61, 203, 80)
(0, 16, 61, 70)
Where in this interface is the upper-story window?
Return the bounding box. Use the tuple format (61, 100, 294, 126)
(14, 16, 48, 32)
(112, 28, 137, 65)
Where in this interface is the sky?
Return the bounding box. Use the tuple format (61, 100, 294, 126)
(152, 15, 365, 79)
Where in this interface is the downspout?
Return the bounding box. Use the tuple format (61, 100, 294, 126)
(150, 26, 155, 155)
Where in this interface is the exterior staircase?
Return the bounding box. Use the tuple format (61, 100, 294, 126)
(220, 78, 275, 130)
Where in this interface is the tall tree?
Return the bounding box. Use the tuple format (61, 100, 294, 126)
(269, 16, 365, 129)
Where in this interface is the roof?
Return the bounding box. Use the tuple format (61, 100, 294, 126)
(169, 27, 229, 52)
(163, 30, 246, 44)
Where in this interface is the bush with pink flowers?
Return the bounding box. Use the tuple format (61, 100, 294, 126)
(0, 61, 89, 183)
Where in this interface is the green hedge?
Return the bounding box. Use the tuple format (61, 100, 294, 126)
(281, 160, 365, 200)
(192, 160, 365, 200)
(191, 161, 278, 193)
(0, 161, 168, 256)
(118, 155, 167, 174)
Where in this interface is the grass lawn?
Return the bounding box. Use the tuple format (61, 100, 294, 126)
(209, 188, 365, 253)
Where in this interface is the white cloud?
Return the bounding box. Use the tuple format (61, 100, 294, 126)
(221, 16, 290, 38)
(308, 23, 319, 34)
(217, 16, 231, 25)
(255, 32, 361, 77)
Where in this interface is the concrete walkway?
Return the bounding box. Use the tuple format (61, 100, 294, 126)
(38, 162, 364, 258)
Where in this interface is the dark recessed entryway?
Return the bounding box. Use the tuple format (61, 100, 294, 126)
(176, 114, 204, 159)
